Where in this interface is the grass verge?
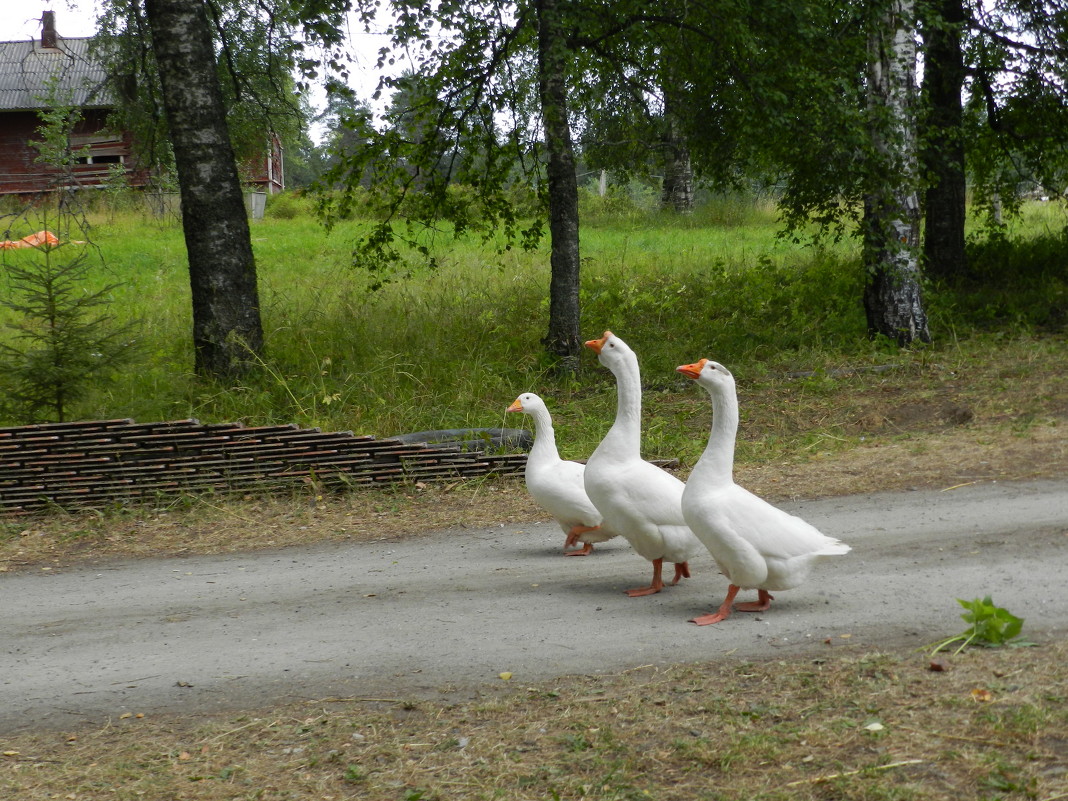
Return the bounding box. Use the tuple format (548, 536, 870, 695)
(3, 640, 1065, 800)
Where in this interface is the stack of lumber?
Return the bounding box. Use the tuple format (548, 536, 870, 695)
(0, 418, 527, 515)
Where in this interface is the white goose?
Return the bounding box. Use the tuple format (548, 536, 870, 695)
(583, 331, 705, 596)
(507, 393, 619, 555)
(677, 358, 850, 625)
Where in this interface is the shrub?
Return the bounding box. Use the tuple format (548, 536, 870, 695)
(265, 191, 314, 220)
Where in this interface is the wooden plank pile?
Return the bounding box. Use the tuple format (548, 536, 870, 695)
(0, 418, 527, 515)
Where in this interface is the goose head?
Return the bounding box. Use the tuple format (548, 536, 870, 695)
(507, 393, 545, 415)
(676, 358, 735, 396)
(584, 330, 635, 372)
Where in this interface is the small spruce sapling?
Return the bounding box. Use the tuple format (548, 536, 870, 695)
(0, 233, 138, 422)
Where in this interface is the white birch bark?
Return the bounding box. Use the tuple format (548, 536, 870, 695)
(864, 0, 931, 345)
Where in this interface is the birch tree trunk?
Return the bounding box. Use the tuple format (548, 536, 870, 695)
(660, 95, 694, 213)
(144, 0, 265, 378)
(536, 0, 582, 372)
(863, 0, 931, 345)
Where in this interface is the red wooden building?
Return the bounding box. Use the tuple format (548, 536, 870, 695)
(0, 11, 284, 198)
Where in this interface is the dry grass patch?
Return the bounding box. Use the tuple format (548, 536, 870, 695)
(736, 421, 1067, 500)
(3, 640, 1066, 800)
(0, 479, 544, 571)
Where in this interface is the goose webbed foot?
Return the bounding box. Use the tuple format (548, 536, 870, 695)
(625, 557, 665, 596)
(691, 584, 741, 626)
(564, 542, 594, 556)
(734, 589, 774, 612)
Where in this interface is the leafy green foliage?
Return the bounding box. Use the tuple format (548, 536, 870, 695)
(264, 191, 315, 220)
(315, 43, 545, 289)
(929, 596, 1027, 656)
(928, 228, 1068, 332)
(962, 1, 1068, 223)
(96, 0, 346, 187)
(30, 77, 92, 175)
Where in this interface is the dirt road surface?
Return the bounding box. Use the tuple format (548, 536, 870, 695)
(2, 478, 1066, 734)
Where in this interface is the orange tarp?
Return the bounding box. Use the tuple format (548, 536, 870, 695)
(0, 231, 66, 250)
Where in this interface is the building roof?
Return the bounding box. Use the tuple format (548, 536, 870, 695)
(0, 35, 111, 111)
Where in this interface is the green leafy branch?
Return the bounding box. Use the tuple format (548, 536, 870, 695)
(928, 596, 1029, 656)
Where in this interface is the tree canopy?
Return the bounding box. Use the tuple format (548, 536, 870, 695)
(95, 0, 350, 184)
(91, 0, 1068, 355)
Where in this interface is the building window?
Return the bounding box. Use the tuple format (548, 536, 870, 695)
(75, 155, 124, 165)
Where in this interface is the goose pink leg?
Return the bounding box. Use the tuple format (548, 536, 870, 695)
(671, 562, 691, 584)
(625, 558, 666, 596)
(691, 586, 775, 626)
(564, 524, 599, 556)
(626, 559, 691, 596)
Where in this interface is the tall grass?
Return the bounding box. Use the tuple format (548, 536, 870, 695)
(1, 192, 1065, 459)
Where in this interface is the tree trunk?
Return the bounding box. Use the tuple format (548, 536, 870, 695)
(660, 95, 694, 213)
(536, 0, 582, 372)
(864, 0, 931, 345)
(143, 0, 264, 378)
(921, 0, 968, 281)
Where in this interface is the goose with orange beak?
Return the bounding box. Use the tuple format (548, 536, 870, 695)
(582, 331, 704, 596)
(676, 358, 850, 624)
(507, 392, 619, 555)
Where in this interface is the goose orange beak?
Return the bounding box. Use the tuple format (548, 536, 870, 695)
(676, 359, 708, 380)
(584, 331, 612, 354)
(506, 398, 523, 413)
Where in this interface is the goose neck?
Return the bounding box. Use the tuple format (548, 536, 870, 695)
(696, 388, 738, 480)
(528, 408, 558, 458)
(609, 359, 643, 445)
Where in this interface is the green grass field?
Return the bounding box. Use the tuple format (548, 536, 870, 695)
(1, 191, 1065, 462)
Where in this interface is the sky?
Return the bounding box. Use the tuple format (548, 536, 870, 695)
(4, 2, 101, 40)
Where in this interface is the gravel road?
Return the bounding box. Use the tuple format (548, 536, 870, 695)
(2, 478, 1066, 734)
